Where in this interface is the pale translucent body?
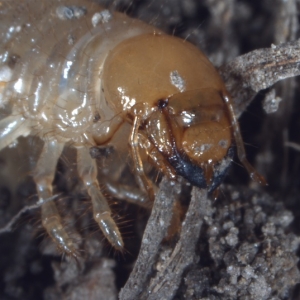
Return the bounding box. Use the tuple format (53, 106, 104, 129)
(0, 0, 157, 252)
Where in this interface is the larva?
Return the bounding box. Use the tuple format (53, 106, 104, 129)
(0, 0, 264, 255)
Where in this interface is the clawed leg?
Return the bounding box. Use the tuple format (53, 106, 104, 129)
(138, 133, 177, 180)
(34, 140, 78, 256)
(223, 93, 267, 185)
(0, 115, 30, 151)
(129, 116, 155, 200)
(77, 147, 124, 250)
(103, 179, 152, 209)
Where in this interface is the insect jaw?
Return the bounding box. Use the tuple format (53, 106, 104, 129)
(167, 147, 208, 189)
(165, 144, 234, 192)
(144, 100, 233, 192)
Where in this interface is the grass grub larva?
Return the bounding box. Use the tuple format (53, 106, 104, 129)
(0, 0, 265, 256)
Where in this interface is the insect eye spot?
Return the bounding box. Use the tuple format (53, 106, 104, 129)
(157, 98, 168, 109)
(219, 139, 229, 148)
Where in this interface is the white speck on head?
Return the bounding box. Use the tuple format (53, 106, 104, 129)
(200, 144, 212, 152)
(170, 70, 186, 92)
(92, 10, 112, 27)
(193, 143, 212, 156)
(181, 111, 195, 124)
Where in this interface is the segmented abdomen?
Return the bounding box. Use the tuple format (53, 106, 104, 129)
(0, 0, 154, 146)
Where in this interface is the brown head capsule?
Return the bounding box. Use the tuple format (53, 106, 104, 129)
(102, 33, 265, 192)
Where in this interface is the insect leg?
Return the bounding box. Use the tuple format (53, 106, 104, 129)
(77, 146, 124, 250)
(129, 116, 155, 200)
(34, 140, 78, 256)
(223, 93, 267, 185)
(103, 179, 152, 209)
(0, 115, 30, 151)
(138, 133, 177, 180)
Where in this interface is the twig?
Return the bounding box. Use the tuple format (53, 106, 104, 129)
(119, 177, 181, 300)
(143, 187, 208, 300)
(285, 141, 300, 151)
(219, 39, 300, 117)
(0, 194, 60, 234)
